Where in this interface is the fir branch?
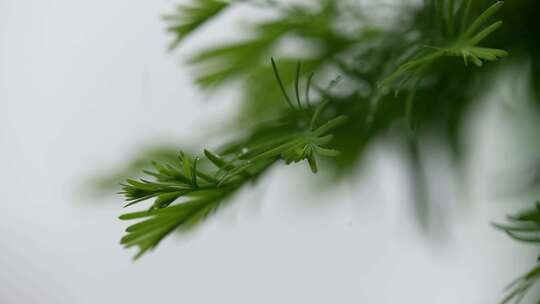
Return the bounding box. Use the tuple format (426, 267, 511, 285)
(119, 63, 347, 258)
(186, 1, 349, 91)
(118, 2, 514, 258)
(164, 0, 231, 49)
(379, 1, 507, 89)
(117, 4, 524, 288)
(494, 201, 540, 303)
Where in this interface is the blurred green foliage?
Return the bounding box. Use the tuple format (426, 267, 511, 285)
(95, 0, 540, 301)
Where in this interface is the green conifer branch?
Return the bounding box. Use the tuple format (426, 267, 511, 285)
(494, 202, 540, 303)
(116, 0, 514, 261)
(117, 5, 536, 304)
(379, 1, 507, 89)
(106, 2, 540, 303)
(164, 0, 230, 49)
(120, 61, 347, 258)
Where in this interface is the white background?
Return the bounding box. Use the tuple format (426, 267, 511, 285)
(0, 0, 538, 303)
